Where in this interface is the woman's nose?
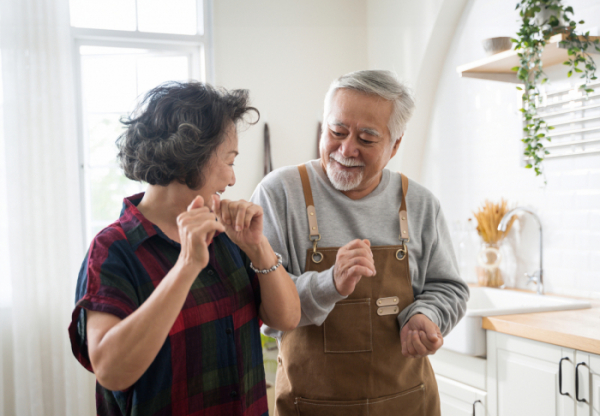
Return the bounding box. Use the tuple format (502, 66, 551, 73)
(229, 170, 236, 187)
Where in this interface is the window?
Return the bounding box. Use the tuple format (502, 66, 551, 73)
(71, 0, 212, 243)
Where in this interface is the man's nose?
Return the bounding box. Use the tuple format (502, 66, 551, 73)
(339, 136, 359, 158)
(229, 170, 236, 187)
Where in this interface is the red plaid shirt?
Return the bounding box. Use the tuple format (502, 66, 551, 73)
(68, 193, 269, 416)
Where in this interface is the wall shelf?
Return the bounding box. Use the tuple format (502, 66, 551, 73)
(456, 34, 600, 84)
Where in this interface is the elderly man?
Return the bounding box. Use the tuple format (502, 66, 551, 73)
(250, 70, 469, 415)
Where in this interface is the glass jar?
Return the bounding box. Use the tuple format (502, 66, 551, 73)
(476, 243, 503, 287)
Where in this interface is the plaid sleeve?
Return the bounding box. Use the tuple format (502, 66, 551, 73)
(68, 226, 139, 372)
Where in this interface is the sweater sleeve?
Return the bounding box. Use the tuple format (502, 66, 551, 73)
(397, 204, 470, 336)
(250, 181, 345, 336)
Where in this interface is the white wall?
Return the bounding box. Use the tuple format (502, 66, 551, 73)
(214, 0, 600, 297)
(421, 0, 600, 297)
(366, 0, 469, 181)
(213, 0, 368, 200)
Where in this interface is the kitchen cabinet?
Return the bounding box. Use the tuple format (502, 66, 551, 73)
(435, 374, 486, 416)
(429, 348, 487, 415)
(575, 351, 600, 416)
(431, 333, 600, 416)
(486, 331, 600, 416)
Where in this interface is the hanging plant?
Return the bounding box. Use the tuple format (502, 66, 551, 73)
(512, 0, 599, 177)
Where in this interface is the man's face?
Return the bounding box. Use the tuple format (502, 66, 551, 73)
(320, 88, 400, 199)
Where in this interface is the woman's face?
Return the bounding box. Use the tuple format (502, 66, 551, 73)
(197, 124, 238, 203)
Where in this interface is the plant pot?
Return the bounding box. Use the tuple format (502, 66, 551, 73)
(533, 7, 567, 31)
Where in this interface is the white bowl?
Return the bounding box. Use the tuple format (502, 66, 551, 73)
(482, 37, 513, 56)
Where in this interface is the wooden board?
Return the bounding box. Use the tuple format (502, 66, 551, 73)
(457, 34, 600, 84)
(482, 298, 600, 354)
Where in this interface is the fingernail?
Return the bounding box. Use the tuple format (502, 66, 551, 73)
(236, 226, 241, 231)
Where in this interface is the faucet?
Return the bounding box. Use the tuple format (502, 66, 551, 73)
(498, 207, 544, 295)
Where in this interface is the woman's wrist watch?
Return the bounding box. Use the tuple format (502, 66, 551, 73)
(249, 252, 283, 275)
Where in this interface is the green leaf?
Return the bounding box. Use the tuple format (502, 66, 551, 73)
(568, 70, 573, 77)
(511, 66, 520, 72)
(548, 126, 555, 130)
(579, 20, 585, 24)
(525, 164, 532, 169)
(516, 86, 523, 90)
(565, 6, 574, 13)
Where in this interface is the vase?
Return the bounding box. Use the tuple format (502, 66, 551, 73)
(476, 243, 503, 288)
(533, 7, 567, 32)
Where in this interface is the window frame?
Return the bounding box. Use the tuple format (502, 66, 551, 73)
(71, 0, 213, 244)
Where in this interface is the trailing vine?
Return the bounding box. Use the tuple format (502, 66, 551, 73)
(512, 0, 599, 177)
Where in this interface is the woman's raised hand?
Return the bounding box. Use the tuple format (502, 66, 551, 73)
(212, 195, 264, 250)
(176, 196, 225, 271)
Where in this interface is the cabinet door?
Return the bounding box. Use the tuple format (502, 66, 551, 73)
(591, 353, 600, 416)
(487, 332, 576, 416)
(576, 351, 600, 416)
(436, 374, 487, 416)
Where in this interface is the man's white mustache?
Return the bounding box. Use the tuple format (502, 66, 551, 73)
(329, 153, 365, 168)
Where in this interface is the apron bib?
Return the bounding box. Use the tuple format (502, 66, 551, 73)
(274, 164, 441, 416)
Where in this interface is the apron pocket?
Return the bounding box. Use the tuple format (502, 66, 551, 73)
(295, 384, 425, 416)
(324, 299, 372, 353)
(369, 384, 425, 416)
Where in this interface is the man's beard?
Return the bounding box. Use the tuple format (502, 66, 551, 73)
(325, 153, 365, 191)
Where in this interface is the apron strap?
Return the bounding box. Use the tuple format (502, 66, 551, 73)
(398, 173, 410, 243)
(298, 165, 410, 244)
(298, 164, 321, 242)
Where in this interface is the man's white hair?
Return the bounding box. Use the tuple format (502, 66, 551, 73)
(323, 70, 415, 146)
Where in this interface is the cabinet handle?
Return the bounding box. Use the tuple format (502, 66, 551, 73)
(575, 362, 588, 403)
(472, 399, 482, 416)
(559, 357, 571, 397)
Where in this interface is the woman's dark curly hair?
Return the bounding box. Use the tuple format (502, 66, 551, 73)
(116, 81, 259, 189)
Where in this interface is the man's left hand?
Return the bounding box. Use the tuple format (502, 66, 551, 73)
(400, 314, 443, 358)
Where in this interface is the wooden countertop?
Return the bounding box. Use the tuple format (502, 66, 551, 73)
(481, 293, 600, 355)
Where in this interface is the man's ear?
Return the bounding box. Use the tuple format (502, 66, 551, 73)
(390, 134, 403, 158)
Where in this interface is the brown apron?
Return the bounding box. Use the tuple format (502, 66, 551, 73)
(273, 164, 441, 416)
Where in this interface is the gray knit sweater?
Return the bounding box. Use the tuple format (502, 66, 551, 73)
(250, 159, 469, 339)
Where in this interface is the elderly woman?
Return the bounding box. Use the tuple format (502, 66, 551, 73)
(69, 82, 300, 416)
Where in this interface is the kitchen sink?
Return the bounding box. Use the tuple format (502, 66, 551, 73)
(443, 287, 592, 356)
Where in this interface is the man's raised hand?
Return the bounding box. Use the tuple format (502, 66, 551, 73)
(333, 239, 376, 296)
(400, 314, 444, 358)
